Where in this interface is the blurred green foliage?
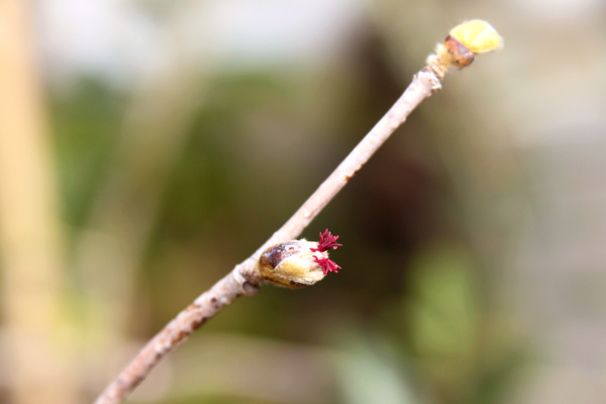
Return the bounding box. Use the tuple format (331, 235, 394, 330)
(52, 79, 125, 233)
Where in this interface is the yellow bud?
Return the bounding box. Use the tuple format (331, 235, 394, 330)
(448, 19, 503, 54)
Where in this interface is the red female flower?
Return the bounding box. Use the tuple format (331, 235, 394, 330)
(310, 228, 342, 275)
(311, 229, 343, 252)
(313, 256, 342, 275)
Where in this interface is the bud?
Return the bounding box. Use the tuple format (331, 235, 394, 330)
(448, 19, 503, 55)
(258, 229, 343, 288)
(426, 19, 503, 76)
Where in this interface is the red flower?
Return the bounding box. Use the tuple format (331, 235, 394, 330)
(311, 229, 343, 252)
(310, 229, 343, 275)
(313, 256, 342, 275)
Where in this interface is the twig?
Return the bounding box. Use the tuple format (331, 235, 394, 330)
(95, 20, 502, 404)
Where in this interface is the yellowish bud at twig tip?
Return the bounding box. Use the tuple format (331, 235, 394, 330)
(448, 19, 504, 54)
(426, 19, 503, 78)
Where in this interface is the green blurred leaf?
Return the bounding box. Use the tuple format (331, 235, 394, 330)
(334, 333, 422, 404)
(406, 246, 479, 400)
(408, 247, 478, 359)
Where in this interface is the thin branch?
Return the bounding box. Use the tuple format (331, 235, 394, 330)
(95, 20, 503, 403)
(96, 67, 440, 404)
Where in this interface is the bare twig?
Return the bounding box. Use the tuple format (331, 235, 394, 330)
(95, 20, 502, 403)
(96, 67, 439, 404)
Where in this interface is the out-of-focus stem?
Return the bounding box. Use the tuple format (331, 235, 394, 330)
(74, 36, 202, 356)
(73, 6, 211, 397)
(0, 1, 76, 403)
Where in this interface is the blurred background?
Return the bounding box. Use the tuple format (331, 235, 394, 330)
(1, 0, 605, 403)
